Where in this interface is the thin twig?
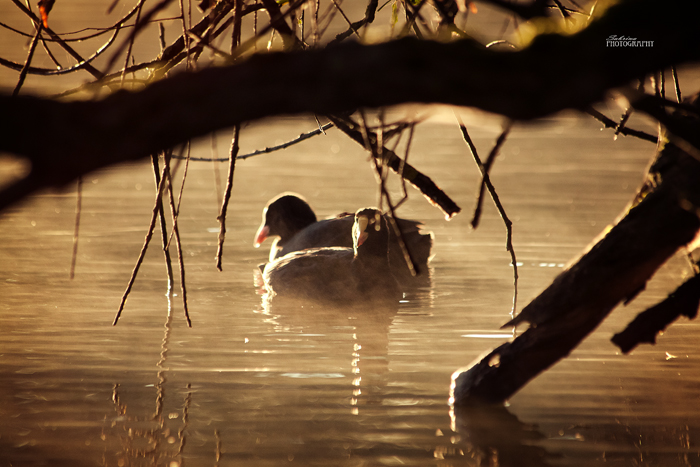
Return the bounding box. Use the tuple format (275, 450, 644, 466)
(164, 152, 192, 327)
(181, 122, 334, 161)
(397, 0, 426, 38)
(394, 123, 416, 210)
(551, 0, 570, 18)
(613, 108, 632, 140)
(105, 0, 174, 74)
(10, 0, 105, 79)
(232, 0, 243, 54)
(330, 0, 361, 39)
(0, 26, 119, 77)
(472, 122, 512, 229)
(69, 176, 82, 279)
(358, 111, 419, 276)
(329, 114, 461, 218)
(585, 107, 657, 143)
(39, 34, 62, 69)
(216, 125, 240, 271)
(158, 21, 167, 52)
(120, 1, 144, 86)
(178, 0, 191, 71)
(165, 142, 191, 251)
(151, 154, 174, 294)
(12, 23, 42, 96)
(113, 164, 169, 326)
(457, 116, 518, 317)
(672, 66, 682, 103)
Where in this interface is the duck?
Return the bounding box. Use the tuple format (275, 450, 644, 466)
(262, 208, 401, 303)
(254, 193, 433, 282)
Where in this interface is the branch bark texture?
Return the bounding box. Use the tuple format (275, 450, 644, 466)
(0, 0, 699, 210)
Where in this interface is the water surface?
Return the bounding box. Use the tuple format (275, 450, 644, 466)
(2, 113, 700, 467)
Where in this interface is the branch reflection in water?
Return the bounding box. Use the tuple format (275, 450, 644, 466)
(108, 296, 202, 466)
(449, 403, 553, 467)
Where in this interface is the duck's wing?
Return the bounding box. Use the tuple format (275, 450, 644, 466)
(388, 217, 434, 268)
(263, 247, 356, 300)
(276, 217, 355, 258)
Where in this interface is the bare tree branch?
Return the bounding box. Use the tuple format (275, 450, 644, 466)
(611, 274, 700, 354)
(0, 0, 699, 210)
(451, 96, 700, 404)
(329, 114, 462, 218)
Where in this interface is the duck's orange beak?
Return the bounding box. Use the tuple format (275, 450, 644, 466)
(354, 216, 369, 247)
(357, 231, 369, 246)
(254, 225, 270, 248)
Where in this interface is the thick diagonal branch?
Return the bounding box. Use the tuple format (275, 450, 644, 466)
(451, 133, 700, 405)
(1, 0, 699, 210)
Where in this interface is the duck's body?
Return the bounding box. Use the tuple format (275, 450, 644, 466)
(255, 193, 433, 282)
(262, 208, 401, 304)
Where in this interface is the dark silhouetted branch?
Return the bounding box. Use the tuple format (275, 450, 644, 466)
(585, 107, 657, 143)
(12, 24, 42, 96)
(1, 0, 699, 210)
(358, 111, 419, 276)
(151, 154, 174, 292)
(164, 154, 192, 327)
(329, 114, 461, 218)
(9, 0, 105, 79)
(113, 164, 169, 326)
(457, 119, 518, 316)
(451, 105, 700, 404)
(611, 274, 700, 354)
(216, 125, 240, 271)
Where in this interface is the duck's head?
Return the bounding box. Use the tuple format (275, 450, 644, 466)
(255, 193, 317, 247)
(352, 208, 389, 258)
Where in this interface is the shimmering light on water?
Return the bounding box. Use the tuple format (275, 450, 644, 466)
(2, 113, 700, 467)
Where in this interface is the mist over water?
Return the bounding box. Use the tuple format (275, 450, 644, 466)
(2, 112, 700, 466)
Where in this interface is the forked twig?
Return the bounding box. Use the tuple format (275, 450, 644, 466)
(329, 0, 361, 39)
(471, 122, 512, 229)
(585, 107, 657, 143)
(113, 164, 169, 325)
(10, 0, 104, 79)
(165, 142, 191, 250)
(151, 154, 174, 291)
(12, 23, 42, 96)
(328, 114, 461, 218)
(358, 111, 419, 276)
(164, 153, 192, 327)
(457, 116, 519, 317)
(105, 0, 173, 74)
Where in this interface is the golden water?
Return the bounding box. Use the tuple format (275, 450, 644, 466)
(2, 112, 700, 466)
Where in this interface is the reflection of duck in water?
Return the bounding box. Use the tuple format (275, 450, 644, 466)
(254, 193, 433, 283)
(262, 208, 401, 304)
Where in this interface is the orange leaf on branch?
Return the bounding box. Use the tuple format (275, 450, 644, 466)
(38, 0, 55, 28)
